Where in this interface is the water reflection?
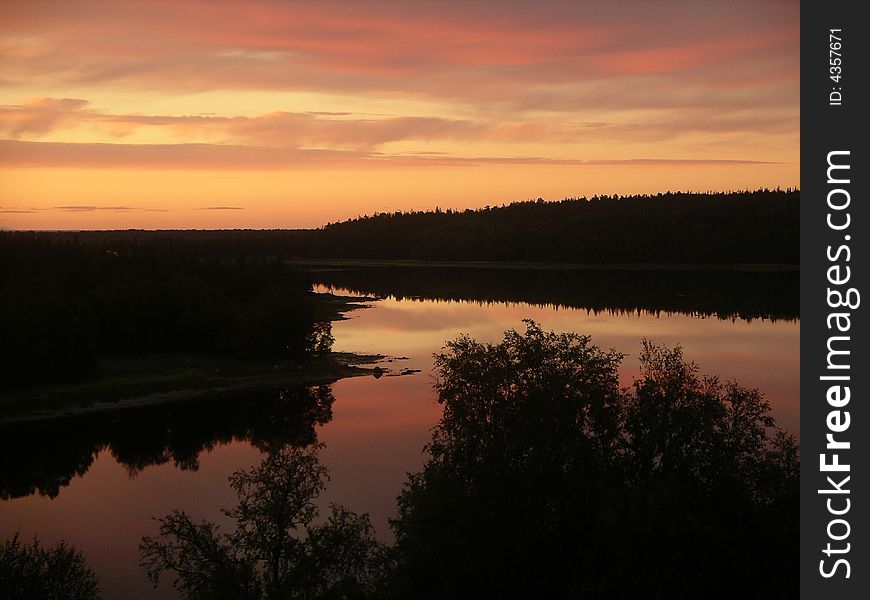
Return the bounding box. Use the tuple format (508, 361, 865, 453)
(310, 265, 799, 322)
(134, 324, 798, 599)
(0, 385, 334, 500)
(0, 270, 799, 599)
(314, 285, 799, 549)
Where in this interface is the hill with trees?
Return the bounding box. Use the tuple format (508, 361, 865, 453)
(297, 188, 799, 264)
(11, 188, 799, 265)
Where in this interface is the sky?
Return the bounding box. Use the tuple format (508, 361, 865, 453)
(0, 0, 799, 230)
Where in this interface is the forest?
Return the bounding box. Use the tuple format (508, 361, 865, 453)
(0, 234, 326, 390)
(11, 188, 799, 265)
(303, 188, 799, 264)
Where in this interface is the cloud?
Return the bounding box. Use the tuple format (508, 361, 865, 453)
(0, 1, 798, 182)
(51, 205, 134, 212)
(0, 203, 166, 213)
(0, 101, 493, 148)
(0, 139, 366, 169)
(0, 98, 797, 151)
(0, 139, 773, 170)
(0, 1, 799, 109)
(194, 206, 244, 210)
(0, 97, 89, 137)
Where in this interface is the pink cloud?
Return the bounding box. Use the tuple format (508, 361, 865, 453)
(0, 97, 88, 137)
(0, 98, 797, 150)
(0, 0, 799, 107)
(0, 139, 774, 171)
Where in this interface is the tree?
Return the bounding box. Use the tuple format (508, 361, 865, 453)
(0, 533, 101, 600)
(608, 341, 800, 597)
(140, 444, 386, 600)
(389, 322, 799, 599)
(391, 321, 625, 598)
(306, 322, 335, 355)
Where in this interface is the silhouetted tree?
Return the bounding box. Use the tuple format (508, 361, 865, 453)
(388, 322, 799, 599)
(0, 533, 101, 600)
(140, 444, 386, 600)
(307, 322, 335, 355)
(606, 341, 800, 597)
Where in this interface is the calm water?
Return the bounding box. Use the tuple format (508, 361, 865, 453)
(0, 270, 799, 599)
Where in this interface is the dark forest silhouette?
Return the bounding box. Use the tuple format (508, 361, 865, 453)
(0, 235, 328, 390)
(311, 265, 799, 322)
(303, 189, 799, 264)
(5, 188, 798, 266)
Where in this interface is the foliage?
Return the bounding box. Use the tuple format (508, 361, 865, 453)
(307, 322, 336, 355)
(0, 533, 101, 600)
(140, 444, 386, 600)
(0, 233, 327, 389)
(389, 322, 799, 599)
(429, 321, 624, 478)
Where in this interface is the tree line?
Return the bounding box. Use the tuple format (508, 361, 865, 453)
(303, 188, 799, 264)
(11, 188, 799, 266)
(0, 233, 326, 389)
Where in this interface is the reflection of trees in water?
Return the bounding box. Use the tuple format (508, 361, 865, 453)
(313, 266, 799, 322)
(0, 385, 334, 500)
(136, 323, 798, 599)
(140, 443, 387, 600)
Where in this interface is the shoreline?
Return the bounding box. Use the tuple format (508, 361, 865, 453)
(288, 258, 800, 272)
(0, 352, 388, 426)
(0, 292, 385, 425)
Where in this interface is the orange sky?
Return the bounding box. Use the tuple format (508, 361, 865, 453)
(0, 0, 799, 230)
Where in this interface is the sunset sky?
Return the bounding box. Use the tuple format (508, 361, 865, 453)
(0, 0, 799, 230)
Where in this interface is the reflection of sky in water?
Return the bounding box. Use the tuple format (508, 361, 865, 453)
(0, 291, 799, 599)
(320, 288, 799, 429)
(0, 442, 261, 600)
(318, 288, 799, 546)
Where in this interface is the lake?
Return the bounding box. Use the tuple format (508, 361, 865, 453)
(0, 267, 799, 599)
